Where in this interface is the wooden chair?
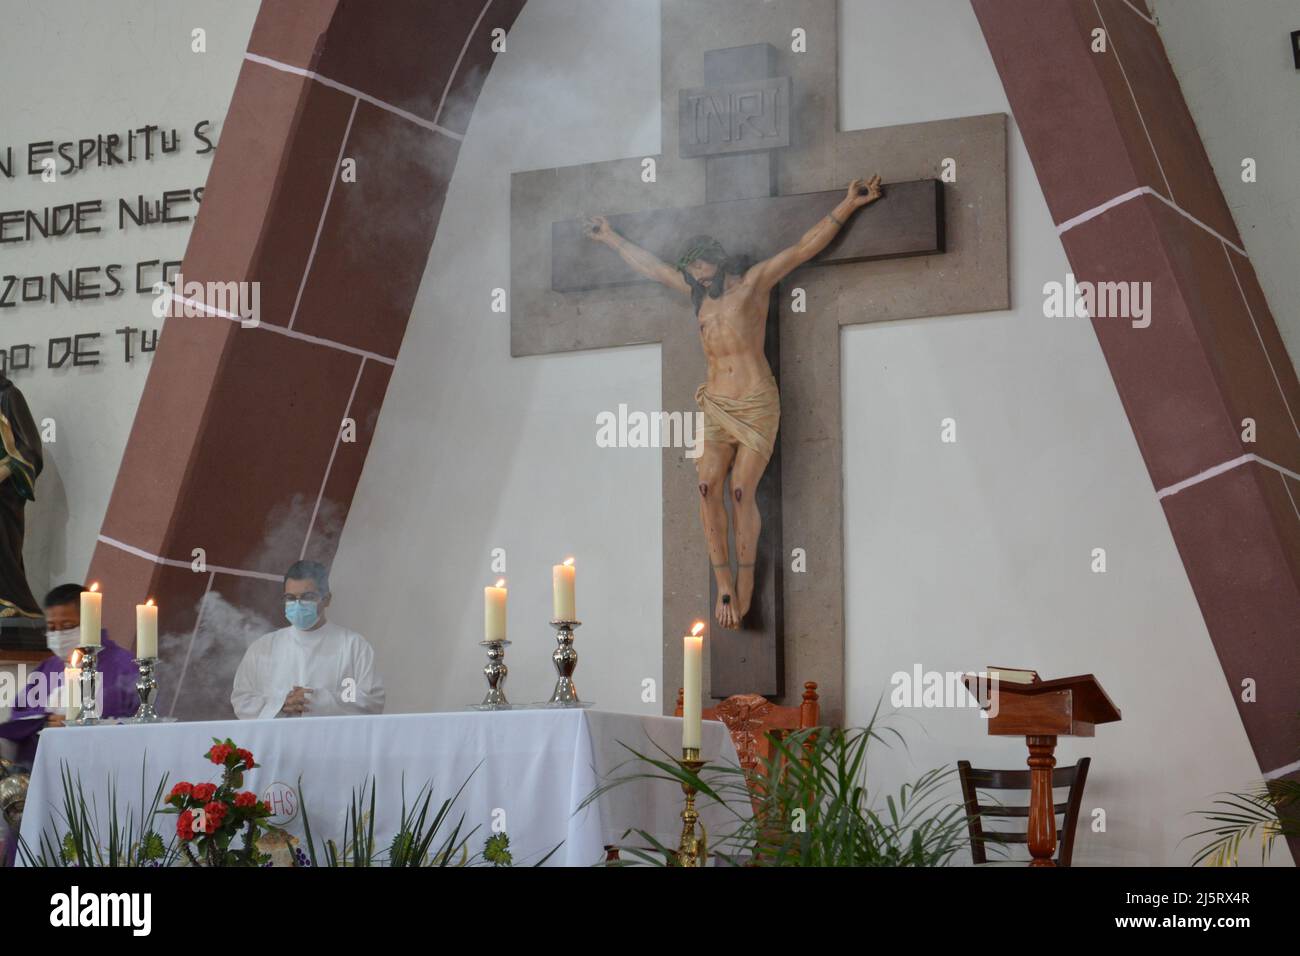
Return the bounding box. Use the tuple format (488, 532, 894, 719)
(675, 681, 820, 775)
(957, 757, 1090, 867)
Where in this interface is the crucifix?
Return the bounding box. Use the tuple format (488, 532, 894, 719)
(509, 0, 1007, 722)
(584, 169, 889, 634)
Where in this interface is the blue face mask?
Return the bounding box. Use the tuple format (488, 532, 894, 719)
(285, 600, 320, 631)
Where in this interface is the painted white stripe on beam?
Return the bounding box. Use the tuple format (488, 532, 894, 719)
(170, 570, 214, 715)
(434, 0, 495, 128)
(165, 292, 397, 366)
(1223, 242, 1300, 442)
(97, 534, 284, 582)
(1055, 186, 1148, 234)
(1093, 0, 1173, 200)
(167, 292, 244, 322)
(290, 97, 359, 330)
(301, 357, 366, 559)
(1119, 0, 1159, 29)
(249, 320, 398, 366)
(1265, 757, 1300, 780)
(1056, 185, 1248, 257)
(1280, 471, 1300, 526)
(1156, 454, 1300, 500)
(243, 52, 463, 141)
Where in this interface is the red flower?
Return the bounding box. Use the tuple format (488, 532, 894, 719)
(236, 748, 254, 768)
(168, 781, 193, 801)
(191, 782, 216, 802)
(204, 801, 227, 829)
(208, 743, 234, 764)
(177, 810, 194, 841)
(262, 801, 272, 814)
(234, 791, 258, 808)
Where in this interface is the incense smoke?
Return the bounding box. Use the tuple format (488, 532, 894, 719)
(157, 493, 346, 720)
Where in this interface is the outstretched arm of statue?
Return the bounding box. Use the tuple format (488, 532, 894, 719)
(747, 175, 883, 293)
(585, 215, 690, 295)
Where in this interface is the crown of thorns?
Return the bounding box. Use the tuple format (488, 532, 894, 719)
(675, 235, 729, 271)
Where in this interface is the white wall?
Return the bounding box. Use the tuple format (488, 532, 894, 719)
(332, 0, 1288, 865)
(7, 0, 1271, 865)
(329, 0, 666, 717)
(1151, 0, 1300, 372)
(0, 0, 257, 596)
(0, 1, 256, 740)
(840, 0, 1285, 867)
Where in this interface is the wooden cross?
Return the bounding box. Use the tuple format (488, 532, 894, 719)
(509, 0, 1007, 721)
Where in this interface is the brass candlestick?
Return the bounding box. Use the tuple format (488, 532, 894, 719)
(676, 748, 708, 867)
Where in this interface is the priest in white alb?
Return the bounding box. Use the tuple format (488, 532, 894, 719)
(232, 560, 385, 719)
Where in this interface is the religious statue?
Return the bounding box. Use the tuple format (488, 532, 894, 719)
(586, 176, 883, 628)
(0, 374, 43, 621)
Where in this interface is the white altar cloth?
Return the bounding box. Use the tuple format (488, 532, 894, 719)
(18, 708, 742, 866)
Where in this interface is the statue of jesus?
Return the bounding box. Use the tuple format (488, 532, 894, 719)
(586, 176, 883, 628)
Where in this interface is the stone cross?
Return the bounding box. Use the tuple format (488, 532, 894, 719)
(510, 0, 1007, 723)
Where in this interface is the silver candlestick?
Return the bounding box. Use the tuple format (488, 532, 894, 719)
(128, 657, 175, 723)
(544, 620, 591, 708)
(74, 645, 101, 725)
(470, 640, 513, 710)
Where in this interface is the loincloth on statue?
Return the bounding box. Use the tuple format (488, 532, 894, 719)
(694, 375, 781, 461)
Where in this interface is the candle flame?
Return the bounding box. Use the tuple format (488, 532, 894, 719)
(146, 598, 155, 607)
(495, 578, 506, 588)
(563, 557, 574, 567)
(691, 621, 705, 636)
(89, 582, 99, 592)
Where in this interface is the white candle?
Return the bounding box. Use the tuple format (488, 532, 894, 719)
(80, 585, 102, 647)
(136, 599, 158, 658)
(682, 621, 705, 751)
(484, 579, 507, 642)
(63, 665, 81, 722)
(552, 558, 576, 621)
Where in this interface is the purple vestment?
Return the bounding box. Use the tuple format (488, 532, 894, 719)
(0, 633, 139, 865)
(0, 633, 140, 768)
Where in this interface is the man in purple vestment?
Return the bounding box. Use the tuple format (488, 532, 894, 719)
(0, 584, 139, 865)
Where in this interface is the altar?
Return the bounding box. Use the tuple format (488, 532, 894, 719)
(17, 709, 743, 867)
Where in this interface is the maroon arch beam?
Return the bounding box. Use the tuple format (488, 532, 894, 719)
(88, 0, 524, 717)
(971, 0, 1300, 810)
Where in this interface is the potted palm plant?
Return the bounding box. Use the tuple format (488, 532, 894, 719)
(587, 708, 969, 866)
(1188, 717, 1299, 866)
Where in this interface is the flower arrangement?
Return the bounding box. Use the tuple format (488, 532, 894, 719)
(20, 741, 550, 868)
(162, 738, 274, 867)
(18, 760, 174, 867)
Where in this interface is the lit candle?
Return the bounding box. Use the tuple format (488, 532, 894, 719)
(136, 598, 158, 658)
(552, 557, 576, 622)
(682, 621, 705, 751)
(484, 579, 507, 642)
(80, 583, 102, 647)
(63, 650, 82, 722)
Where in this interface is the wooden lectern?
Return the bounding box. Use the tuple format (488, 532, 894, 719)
(963, 672, 1121, 867)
